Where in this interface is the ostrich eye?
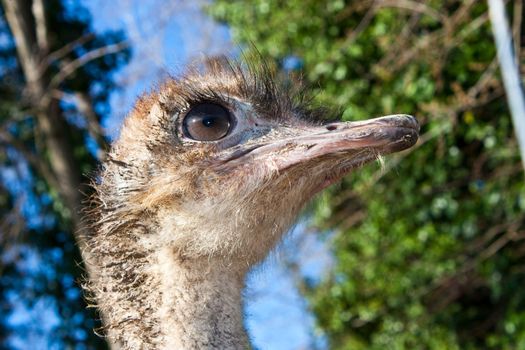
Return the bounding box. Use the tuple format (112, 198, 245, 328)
(182, 103, 232, 141)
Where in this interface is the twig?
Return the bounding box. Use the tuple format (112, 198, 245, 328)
(52, 89, 109, 160)
(342, 3, 377, 47)
(377, 0, 445, 22)
(0, 130, 60, 191)
(512, 0, 523, 60)
(48, 40, 129, 89)
(45, 33, 96, 66)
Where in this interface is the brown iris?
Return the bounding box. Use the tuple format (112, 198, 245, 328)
(182, 103, 232, 141)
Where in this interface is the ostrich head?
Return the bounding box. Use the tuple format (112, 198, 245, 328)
(86, 57, 418, 348)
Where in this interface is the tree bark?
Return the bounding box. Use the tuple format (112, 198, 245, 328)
(2, 0, 87, 245)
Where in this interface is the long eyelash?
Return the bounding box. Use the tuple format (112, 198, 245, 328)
(157, 55, 334, 125)
(174, 86, 234, 115)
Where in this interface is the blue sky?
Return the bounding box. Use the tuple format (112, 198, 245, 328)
(80, 1, 332, 349)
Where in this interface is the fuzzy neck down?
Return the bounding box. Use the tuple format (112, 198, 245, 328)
(154, 247, 249, 349)
(87, 225, 253, 349)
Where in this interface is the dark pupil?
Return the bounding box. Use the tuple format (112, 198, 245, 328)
(202, 117, 215, 127)
(183, 103, 232, 141)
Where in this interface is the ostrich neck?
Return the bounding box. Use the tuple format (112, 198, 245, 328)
(155, 246, 249, 349)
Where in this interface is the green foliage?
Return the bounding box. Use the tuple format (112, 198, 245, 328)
(210, 1, 525, 348)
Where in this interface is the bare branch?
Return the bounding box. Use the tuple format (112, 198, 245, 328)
(0, 199, 26, 253)
(342, 4, 377, 47)
(3, 0, 89, 238)
(2, 0, 41, 91)
(52, 89, 109, 160)
(377, 0, 445, 22)
(74, 92, 109, 159)
(44, 33, 95, 67)
(375, 3, 489, 74)
(32, 0, 49, 53)
(513, 0, 522, 61)
(489, 0, 525, 173)
(0, 129, 60, 191)
(48, 40, 129, 89)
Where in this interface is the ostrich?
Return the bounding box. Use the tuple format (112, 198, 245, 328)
(85, 57, 419, 349)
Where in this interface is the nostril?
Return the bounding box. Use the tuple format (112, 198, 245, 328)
(326, 124, 338, 131)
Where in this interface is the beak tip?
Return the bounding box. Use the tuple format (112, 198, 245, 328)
(387, 114, 420, 132)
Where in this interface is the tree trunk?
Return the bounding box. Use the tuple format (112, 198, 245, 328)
(1, 0, 117, 348)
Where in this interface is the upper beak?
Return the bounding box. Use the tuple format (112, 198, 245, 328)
(214, 114, 419, 174)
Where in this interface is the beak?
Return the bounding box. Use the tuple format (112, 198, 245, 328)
(214, 114, 419, 179)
